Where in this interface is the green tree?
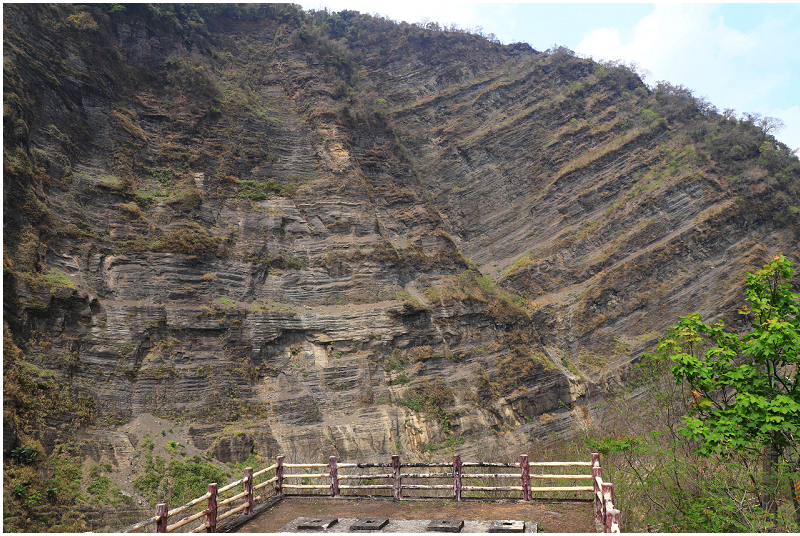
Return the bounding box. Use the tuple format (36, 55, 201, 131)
(660, 255, 800, 522)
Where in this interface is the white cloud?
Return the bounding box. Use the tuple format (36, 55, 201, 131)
(766, 105, 800, 153)
(576, 27, 622, 59)
(576, 5, 722, 86)
(715, 23, 757, 60)
(574, 4, 799, 150)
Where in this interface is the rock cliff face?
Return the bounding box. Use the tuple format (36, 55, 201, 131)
(4, 3, 799, 516)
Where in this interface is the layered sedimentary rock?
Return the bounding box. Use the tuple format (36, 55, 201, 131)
(4, 4, 798, 513)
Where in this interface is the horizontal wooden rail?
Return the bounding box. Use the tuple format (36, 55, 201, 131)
(166, 508, 208, 532)
(283, 463, 329, 468)
(253, 476, 278, 490)
(217, 476, 248, 494)
(463, 486, 524, 492)
(531, 486, 595, 492)
(218, 490, 248, 507)
(531, 461, 593, 467)
(462, 473, 520, 479)
(215, 501, 249, 523)
(404, 484, 455, 490)
(401, 472, 452, 478)
(167, 492, 211, 518)
(461, 462, 519, 467)
(122, 514, 161, 533)
(253, 463, 278, 478)
(283, 472, 329, 479)
(337, 462, 392, 468)
(531, 474, 593, 480)
(339, 484, 394, 489)
(338, 473, 393, 480)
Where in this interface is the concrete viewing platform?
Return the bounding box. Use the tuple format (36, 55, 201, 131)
(227, 497, 592, 533)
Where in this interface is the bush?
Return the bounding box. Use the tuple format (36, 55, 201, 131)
(166, 456, 230, 505)
(399, 378, 455, 434)
(236, 179, 297, 200)
(587, 348, 800, 532)
(10, 444, 42, 465)
(152, 224, 220, 255)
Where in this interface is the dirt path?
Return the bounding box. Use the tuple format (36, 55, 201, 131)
(236, 498, 595, 533)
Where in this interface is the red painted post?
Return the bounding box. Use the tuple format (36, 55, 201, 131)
(604, 508, 621, 533)
(206, 483, 218, 533)
(155, 503, 168, 533)
(607, 481, 617, 511)
(610, 508, 621, 533)
(453, 454, 462, 502)
(275, 456, 284, 498)
(244, 467, 254, 515)
(592, 453, 603, 526)
(520, 454, 531, 501)
(392, 455, 402, 500)
(602, 482, 614, 532)
(329, 456, 340, 497)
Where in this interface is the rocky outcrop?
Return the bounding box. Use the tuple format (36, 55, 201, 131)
(3, 4, 798, 513)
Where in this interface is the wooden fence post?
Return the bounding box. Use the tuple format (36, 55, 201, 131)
(275, 456, 284, 498)
(392, 455, 402, 500)
(591, 453, 603, 526)
(244, 467, 254, 515)
(602, 482, 614, 532)
(453, 454, 462, 502)
(206, 483, 217, 533)
(607, 508, 621, 533)
(520, 454, 531, 501)
(607, 481, 617, 512)
(155, 503, 168, 533)
(329, 456, 340, 497)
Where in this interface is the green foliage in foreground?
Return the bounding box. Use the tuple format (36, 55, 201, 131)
(587, 351, 800, 532)
(587, 254, 800, 532)
(662, 254, 799, 459)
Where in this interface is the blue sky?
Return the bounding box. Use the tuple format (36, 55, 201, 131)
(298, 2, 800, 151)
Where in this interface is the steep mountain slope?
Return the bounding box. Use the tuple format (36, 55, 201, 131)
(3, 4, 799, 527)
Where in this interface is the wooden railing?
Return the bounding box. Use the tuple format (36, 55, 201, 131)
(592, 453, 621, 533)
(120, 453, 621, 533)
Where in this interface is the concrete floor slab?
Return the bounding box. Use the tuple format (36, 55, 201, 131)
(428, 519, 464, 532)
(349, 518, 390, 530)
(489, 520, 525, 533)
(296, 517, 339, 530)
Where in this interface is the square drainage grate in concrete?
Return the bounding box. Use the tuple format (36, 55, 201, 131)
(489, 520, 526, 533)
(350, 518, 390, 531)
(296, 517, 339, 530)
(427, 519, 464, 532)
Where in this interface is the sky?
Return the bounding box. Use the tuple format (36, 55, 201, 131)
(298, 2, 800, 152)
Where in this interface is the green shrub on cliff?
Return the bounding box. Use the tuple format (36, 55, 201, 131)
(151, 224, 221, 255)
(134, 451, 228, 508)
(167, 456, 229, 506)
